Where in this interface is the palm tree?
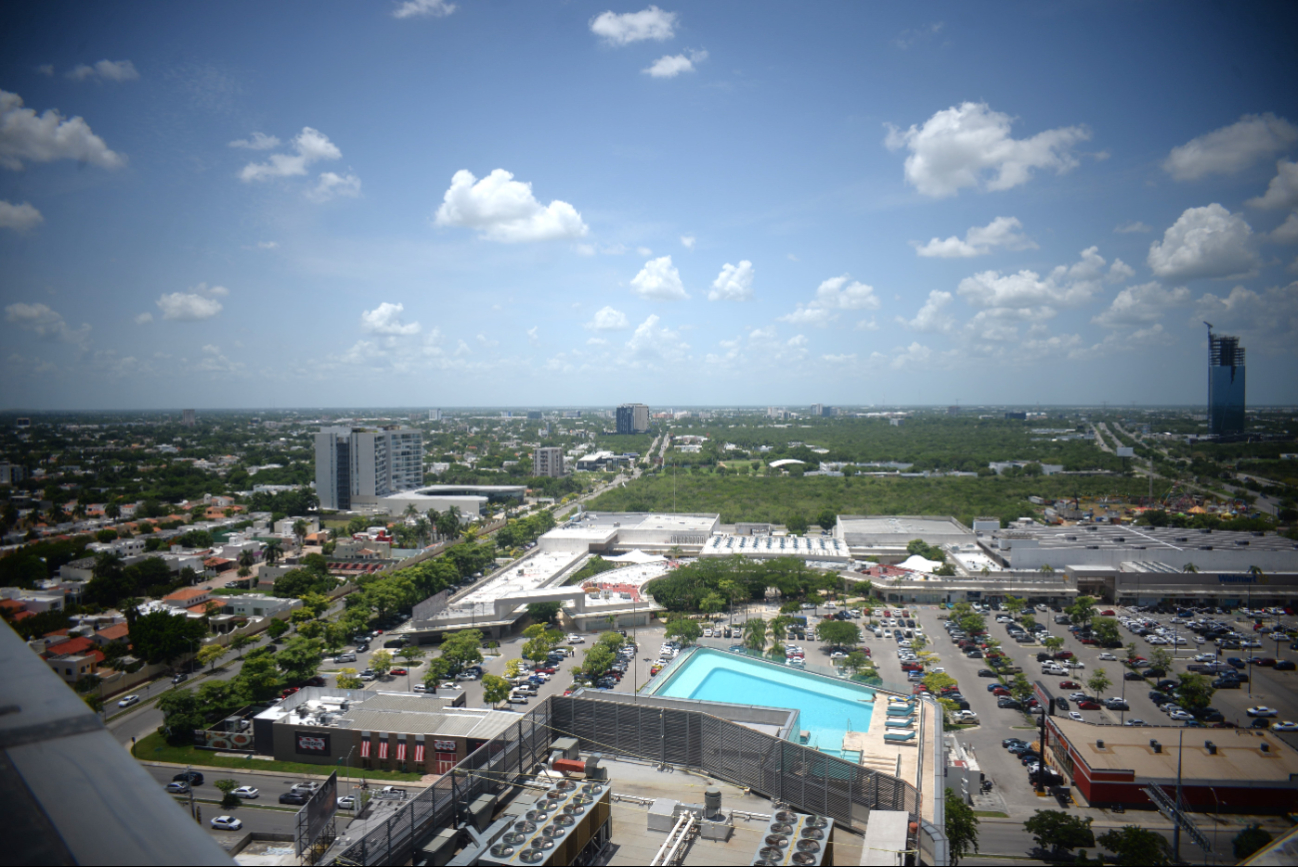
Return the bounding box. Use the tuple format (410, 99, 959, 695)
(237, 549, 256, 573)
(292, 519, 309, 548)
(264, 538, 284, 567)
(414, 517, 432, 546)
(1039, 564, 1055, 574)
(1182, 563, 1199, 573)
(403, 503, 420, 520)
(425, 508, 441, 540)
(104, 501, 121, 520)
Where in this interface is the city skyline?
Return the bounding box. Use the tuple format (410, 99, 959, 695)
(2, 2, 1297, 410)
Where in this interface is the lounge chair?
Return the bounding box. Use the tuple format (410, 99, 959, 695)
(884, 731, 916, 743)
(885, 718, 915, 728)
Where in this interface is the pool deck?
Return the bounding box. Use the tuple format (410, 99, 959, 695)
(842, 693, 934, 816)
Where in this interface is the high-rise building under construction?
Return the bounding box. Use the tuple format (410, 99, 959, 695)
(1206, 324, 1246, 435)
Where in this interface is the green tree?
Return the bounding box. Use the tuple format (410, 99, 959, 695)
(398, 645, 426, 667)
(263, 538, 284, 566)
(421, 658, 452, 688)
(923, 671, 957, 693)
(741, 618, 767, 654)
(1023, 810, 1095, 858)
(440, 630, 484, 674)
(1086, 668, 1111, 701)
(266, 618, 290, 641)
(1175, 672, 1215, 712)
(197, 644, 229, 672)
(944, 789, 979, 867)
(237, 654, 281, 702)
(1233, 825, 1274, 860)
(214, 778, 240, 809)
(845, 651, 872, 676)
(1096, 826, 1170, 866)
(1149, 647, 1173, 672)
(504, 658, 526, 679)
(597, 630, 626, 651)
(1066, 595, 1097, 629)
(156, 689, 207, 746)
(276, 637, 324, 683)
(814, 620, 861, 647)
(527, 601, 562, 624)
(1019, 614, 1036, 632)
(129, 611, 210, 667)
(229, 634, 257, 660)
(369, 649, 394, 676)
(581, 644, 616, 678)
(1043, 636, 1064, 654)
(1003, 596, 1025, 617)
(336, 667, 363, 690)
(1091, 617, 1120, 646)
(665, 617, 702, 645)
(785, 514, 809, 535)
(816, 509, 837, 532)
(481, 674, 511, 707)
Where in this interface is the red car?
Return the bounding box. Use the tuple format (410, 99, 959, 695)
(1054, 651, 1074, 660)
(534, 667, 557, 675)
(1100, 610, 1115, 616)
(1077, 700, 1101, 710)
(280, 687, 300, 698)
(390, 668, 408, 676)
(992, 687, 1010, 696)
(1079, 638, 1097, 645)
(940, 685, 961, 695)
(1059, 680, 1080, 690)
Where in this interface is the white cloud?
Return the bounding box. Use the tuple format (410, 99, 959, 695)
(527, 326, 540, 345)
(709, 260, 754, 301)
(913, 216, 1036, 257)
(1270, 212, 1298, 244)
(257, 240, 279, 249)
(1162, 113, 1298, 181)
(239, 127, 342, 182)
(630, 255, 688, 300)
(205, 284, 229, 297)
(898, 290, 955, 332)
(1147, 204, 1259, 281)
(135, 312, 153, 324)
(308, 171, 361, 202)
(885, 101, 1090, 198)
(0, 89, 126, 171)
(958, 246, 1118, 310)
(1247, 159, 1298, 210)
(815, 274, 881, 310)
(5, 302, 90, 350)
(822, 352, 858, 363)
(644, 49, 707, 79)
(1115, 221, 1152, 234)
(156, 291, 223, 321)
(1108, 258, 1136, 281)
(585, 306, 629, 331)
(888, 342, 932, 370)
(625, 314, 689, 365)
(65, 59, 139, 82)
(680, 235, 695, 249)
(778, 306, 835, 327)
(434, 169, 589, 242)
(228, 132, 281, 150)
(636, 246, 652, 256)
(1091, 281, 1191, 328)
(894, 21, 944, 50)
(393, 0, 456, 18)
(36, 65, 53, 77)
(590, 6, 677, 44)
(0, 200, 43, 232)
(855, 318, 880, 331)
(476, 332, 499, 348)
(360, 302, 420, 335)
(1195, 281, 1298, 349)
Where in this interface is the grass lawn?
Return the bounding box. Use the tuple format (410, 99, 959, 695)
(134, 732, 422, 782)
(973, 810, 1010, 818)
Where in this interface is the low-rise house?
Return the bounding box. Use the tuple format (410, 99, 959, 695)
(162, 587, 212, 610)
(219, 594, 301, 619)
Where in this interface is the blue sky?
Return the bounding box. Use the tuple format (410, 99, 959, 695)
(2, 1, 1297, 410)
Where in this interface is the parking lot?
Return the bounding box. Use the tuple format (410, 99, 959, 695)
(885, 602, 1298, 813)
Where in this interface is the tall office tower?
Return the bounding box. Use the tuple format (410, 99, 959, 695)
(181, 409, 196, 427)
(616, 403, 650, 434)
(428, 408, 442, 421)
(315, 426, 424, 510)
(1206, 325, 1246, 435)
(533, 446, 565, 478)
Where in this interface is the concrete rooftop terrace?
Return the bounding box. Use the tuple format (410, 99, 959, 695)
(1054, 719, 1298, 782)
(434, 550, 583, 617)
(836, 515, 973, 546)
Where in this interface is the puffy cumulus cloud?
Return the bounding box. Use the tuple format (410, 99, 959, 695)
(5, 302, 91, 350)
(0, 200, 42, 231)
(392, 0, 456, 18)
(709, 260, 754, 301)
(435, 169, 588, 243)
(644, 50, 707, 78)
(855, 318, 880, 331)
(913, 216, 1036, 258)
(884, 101, 1090, 197)
(590, 6, 677, 44)
(1092, 281, 1191, 328)
(360, 302, 420, 336)
(308, 171, 361, 202)
(0, 89, 126, 170)
(779, 274, 880, 326)
(1115, 221, 1152, 234)
(630, 255, 688, 300)
(958, 246, 1122, 312)
(65, 59, 139, 82)
(1270, 212, 1298, 244)
(898, 290, 955, 332)
(1248, 160, 1298, 211)
(707, 326, 809, 369)
(228, 132, 281, 150)
(527, 326, 540, 345)
(887, 342, 933, 370)
(1194, 281, 1298, 349)
(624, 314, 689, 366)
(239, 127, 343, 182)
(156, 285, 225, 321)
(585, 306, 629, 331)
(196, 344, 244, 374)
(1147, 204, 1259, 281)
(680, 235, 696, 249)
(1163, 113, 1298, 181)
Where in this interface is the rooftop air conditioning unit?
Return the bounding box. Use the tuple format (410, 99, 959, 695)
(750, 811, 834, 866)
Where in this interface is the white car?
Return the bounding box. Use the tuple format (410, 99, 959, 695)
(1193, 653, 1216, 662)
(1168, 710, 1194, 721)
(951, 710, 978, 723)
(233, 786, 259, 799)
(1271, 721, 1298, 732)
(338, 795, 358, 810)
(211, 816, 243, 831)
(1098, 652, 1117, 661)
(1068, 711, 1084, 721)
(1248, 706, 1279, 718)
(567, 635, 585, 644)
(118, 694, 141, 708)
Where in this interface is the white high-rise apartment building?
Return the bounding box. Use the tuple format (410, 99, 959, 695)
(315, 426, 424, 511)
(533, 446, 565, 478)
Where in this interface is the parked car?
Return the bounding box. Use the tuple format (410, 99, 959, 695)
(1248, 706, 1279, 718)
(338, 795, 358, 810)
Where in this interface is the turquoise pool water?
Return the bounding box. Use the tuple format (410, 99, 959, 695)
(650, 648, 875, 753)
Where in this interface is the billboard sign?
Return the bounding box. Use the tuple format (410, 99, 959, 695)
(1115, 446, 1135, 457)
(295, 731, 331, 755)
(295, 770, 339, 856)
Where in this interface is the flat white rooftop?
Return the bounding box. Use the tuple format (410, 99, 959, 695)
(430, 550, 582, 620)
(577, 560, 671, 607)
(701, 534, 850, 561)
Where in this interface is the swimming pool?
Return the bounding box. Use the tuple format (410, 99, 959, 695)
(649, 648, 875, 754)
